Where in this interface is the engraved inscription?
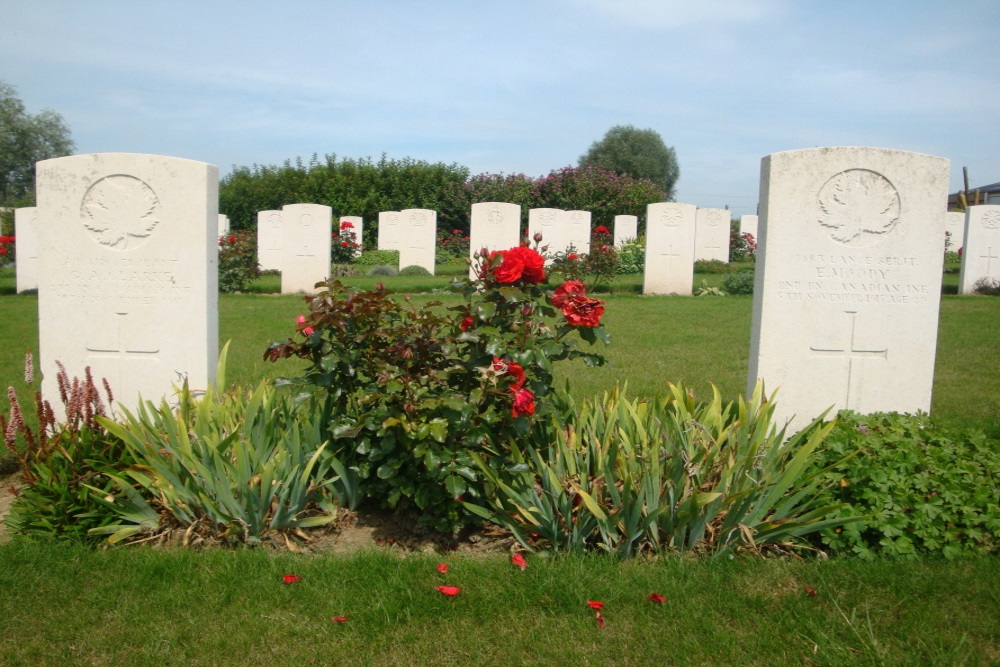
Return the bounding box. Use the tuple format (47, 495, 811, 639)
(982, 211, 1000, 230)
(81, 175, 160, 250)
(661, 209, 682, 227)
(488, 205, 505, 225)
(410, 211, 426, 226)
(776, 253, 931, 305)
(56, 257, 189, 304)
(268, 213, 281, 228)
(706, 210, 724, 227)
(539, 210, 557, 226)
(817, 169, 900, 247)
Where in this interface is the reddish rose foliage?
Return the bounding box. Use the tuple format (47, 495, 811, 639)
(586, 600, 605, 610)
(511, 553, 527, 571)
(437, 562, 449, 574)
(512, 387, 535, 417)
(282, 574, 301, 584)
(649, 593, 666, 604)
(331, 615, 347, 623)
(436, 585, 461, 597)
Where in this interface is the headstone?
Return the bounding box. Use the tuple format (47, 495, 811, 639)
(280, 203, 332, 294)
(958, 205, 1000, 293)
(14, 206, 39, 293)
(217, 214, 230, 237)
(398, 209, 437, 274)
(614, 215, 638, 246)
(339, 215, 363, 255)
(694, 208, 730, 262)
(944, 211, 964, 252)
(747, 146, 949, 432)
(528, 208, 564, 256)
(562, 210, 592, 255)
(739, 214, 759, 239)
(256, 210, 283, 271)
(469, 202, 521, 277)
(35, 152, 219, 414)
(378, 211, 402, 251)
(643, 202, 696, 295)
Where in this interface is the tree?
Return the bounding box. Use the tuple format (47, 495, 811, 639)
(579, 125, 679, 200)
(0, 80, 75, 207)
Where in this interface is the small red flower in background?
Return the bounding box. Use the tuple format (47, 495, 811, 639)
(511, 553, 527, 571)
(649, 593, 666, 604)
(594, 225, 610, 236)
(460, 316, 473, 331)
(512, 387, 535, 417)
(330, 615, 347, 623)
(341, 241, 349, 247)
(282, 574, 301, 584)
(595, 611, 606, 628)
(567, 253, 578, 261)
(0, 247, 6, 257)
(453, 229, 462, 234)
(437, 562, 449, 574)
(228, 234, 236, 244)
(586, 600, 605, 610)
(436, 585, 461, 597)
(303, 326, 314, 336)
(805, 586, 817, 597)
(340, 221, 354, 229)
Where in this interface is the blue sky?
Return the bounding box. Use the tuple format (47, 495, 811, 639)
(3, 0, 998, 217)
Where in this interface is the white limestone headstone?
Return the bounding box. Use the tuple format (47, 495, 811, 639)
(739, 214, 759, 239)
(643, 202, 697, 295)
(257, 210, 283, 271)
(528, 208, 564, 257)
(14, 206, 39, 293)
(958, 205, 1000, 294)
(614, 215, 638, 246)
(695, 208, 730, 262)
(378, 211, 403, 251)
(944, 211, 964, 252)
(398, 209, 437, 274)
(35, 152, 219, 414)
(280, 203, 332, 294)
(747, 146, 949, 432)
(217, 214, 230, 237)
(469, 202, 521, 277)
(562, 210, 592, 255)
(339, 216, 363, 255)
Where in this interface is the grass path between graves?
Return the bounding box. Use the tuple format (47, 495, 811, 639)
(0, 539, 997, 666)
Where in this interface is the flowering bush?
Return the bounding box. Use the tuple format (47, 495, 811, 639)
(331, 221, 360, 264)
(730, 231, 757, 262)
(436, 227, 470, 264)
(0, 235, 15, 266)
(218, 232, 260, 293)
(617, 237, 644, 274)
(264, 242, 609, 530)
(582, 227, 619, 288)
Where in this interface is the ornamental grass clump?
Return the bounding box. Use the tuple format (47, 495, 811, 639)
(466, 382, 850, 557)
(265, 242, 609, 531)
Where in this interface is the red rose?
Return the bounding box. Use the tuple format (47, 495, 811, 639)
(512, 387, 535, 417)
(594, 226, 610, 236)
(561, 295, 604, 328)
(228, 235, 236, 244)
(551, 280, 587, 308)
(492, 246, 546, 284)
(506, 362, 526, 390)
(460, 316, 473, 331)
(340, 221, 354, 229)
(567, 253, 578, 261)
(341, 241, 349, 247)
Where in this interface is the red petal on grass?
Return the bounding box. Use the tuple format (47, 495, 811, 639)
(331, 615, 347, 623)
(511, 553, 527, 571)
(805, 586, 817, 597)
(649, 593, 666, 604)
(436, 585, 461, 597)
(595, 611, 606, 628)
(282, 574, 301, 584)
(437, 563, 449, 574)
(586, 600, 605, 610)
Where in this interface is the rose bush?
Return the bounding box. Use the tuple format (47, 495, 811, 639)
(265, 242, 609, 530)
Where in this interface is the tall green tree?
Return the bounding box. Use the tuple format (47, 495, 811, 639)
(0, 80, 75, 208)
(579, 124, 679, 200)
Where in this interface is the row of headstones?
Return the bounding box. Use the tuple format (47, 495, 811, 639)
(19, 150, 1000, 436)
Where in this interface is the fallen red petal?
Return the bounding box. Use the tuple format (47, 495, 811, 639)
(586, 600, 605, 610)
(330, 615, 347, 623)
(437, 562, 449, 574)
(282, 574, 301, 584)
(805, 586, 817, 597)
(649, 593, 666, 604)
(595, 611, 606, 628)
(436, 585, 461, 597)
(511, 553, 527, 571)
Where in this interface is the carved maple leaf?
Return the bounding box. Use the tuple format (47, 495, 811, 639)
(82, 176, 160, 249)
(819, 170, 899, 244)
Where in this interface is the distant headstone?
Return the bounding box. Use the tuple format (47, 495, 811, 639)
(378, 211, 402, 251)
(35, 153, 219, 413)
(339, 216, 363, 255)
(398, 209, 437, 274)
(562, 210, 592, 255)
(14, 206, 39, 293)
(614, 215, 638, 246)
(218, 214, 230, 237)
(695, 208, 730, 262)
(257, 210, 283, 271)
(748, 146, 949, 432)
(643, 202, 696, 295)
(739, 214, 759, 239)
(280, 203, 332, 294)
(469, 202, 521, 277)
(528, 208, 564, 256)
(944, 211, 964, 252)
(958, 205, 1000, 293)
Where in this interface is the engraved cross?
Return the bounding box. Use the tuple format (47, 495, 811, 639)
(809, 310, 888, 408)
(980, 246, 998, 274)
(85, 312, 160, 392)
(659, 244, 680, 272)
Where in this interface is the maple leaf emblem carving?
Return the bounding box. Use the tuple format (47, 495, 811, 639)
(81, 176, 160, 249)
(818, 169, 900, 246)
